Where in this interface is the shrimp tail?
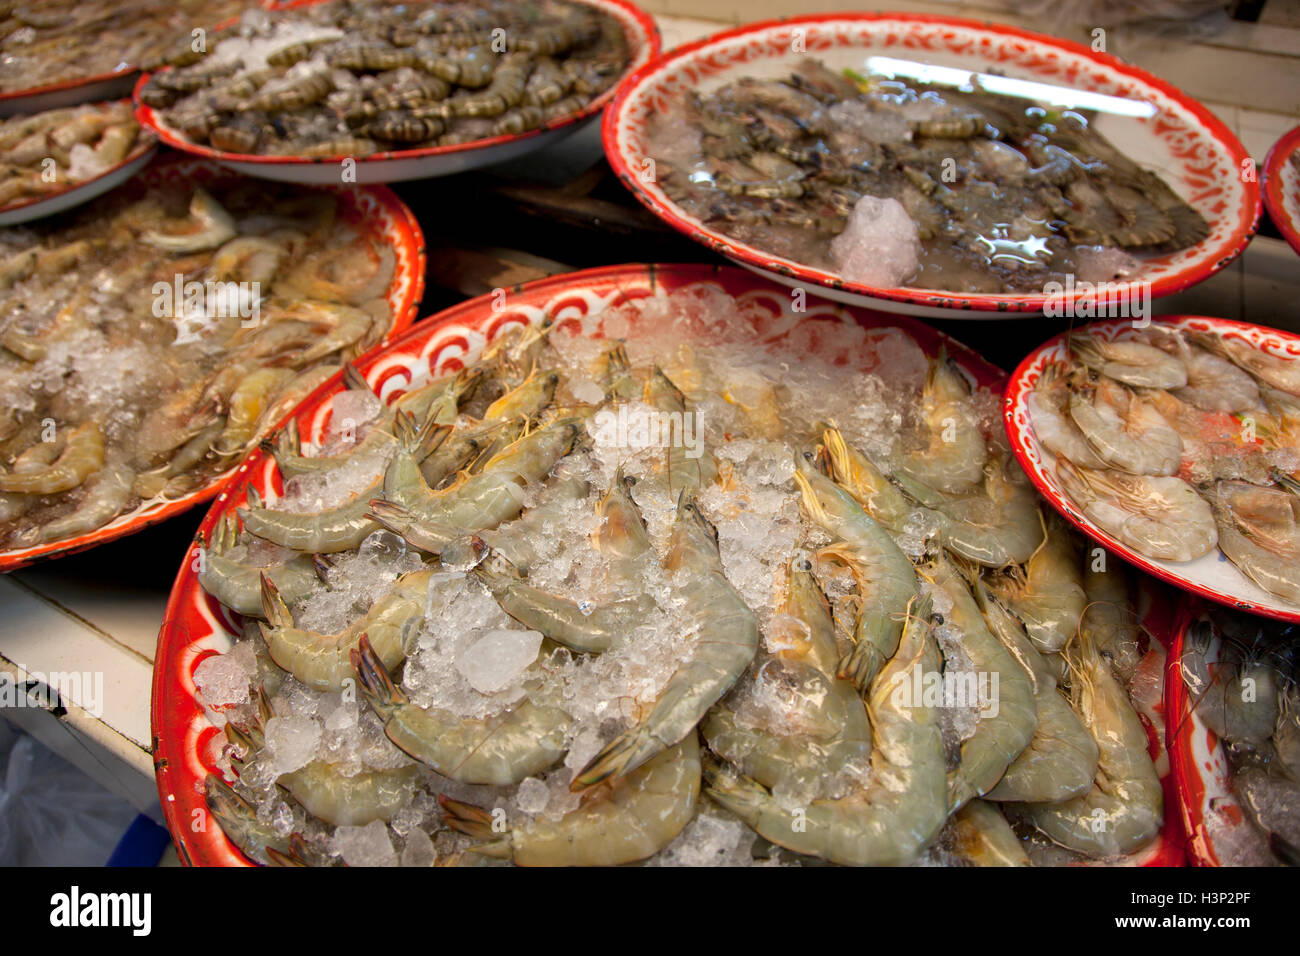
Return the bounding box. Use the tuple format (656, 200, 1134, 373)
(350, 632, 407, 714)
(259, 572, 294, 627)
(700, 756, 768, 824)
(366, 498, 459, 553)
(437, 794, 511, 858)
(312, 553, 333, 583)
(571, 725, 661, 790)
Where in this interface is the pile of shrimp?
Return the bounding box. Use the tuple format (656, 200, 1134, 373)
(0, 173, 396, 551)
(1179, 609, 1300, 866)
(1028, 326, 1300, 605)
(192, 287, 1167, 867)
(0, 100, 154, 210)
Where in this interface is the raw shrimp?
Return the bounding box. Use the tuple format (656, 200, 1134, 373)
(1068, 378, 1183, 476)
(794, 454, 916, 690)
(572, 492, 758, 789)
(439, 732, 701, 866)
(473, 473, 653, 654)
(241, 478, 384, 554)
(482, 368, 559, 423)
(1156, 332, 1261, 413)
(1025, 365, 1107, 469)
(1080, 553, 1143, 683)
(197, 515, 325, 618)
(370, 417, 582, 554)
(22, 461, 134, 544)
(820, 426, 913, 531)
(1189, 331, 1300, 398)
(0, 422, 103, 493)
(204, 774, 290, 864)
(1019, 633, 1163, 859)
(704, 594, 948, 866)
(352, 634, 570, 786)
(892, 448, 1043, 567)
(930, 557, 1037, 812)
(601, 341, 641, 402)
(986, 514, 1087, 653)
(258, 567, 432, 691)
(896, 351, 986, 495)
(1069, 333, 1187, 390)
(645, 365, 718, 496)
(702, 559, 871, 796)
(214, 367, 297, 456)
(1055, 459, 1217, 562)
(1181, 620, 1282, 748)
(225, 714, 419, 827)
(142, 188, 237, 253)
(971, 576, 1099, 804)
(948, 800, 1031, 866)
(1216, 515, 1300, 605)
(469, 472, 591, 575)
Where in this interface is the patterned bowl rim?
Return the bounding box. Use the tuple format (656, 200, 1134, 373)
(1262, 124, 1300, 258)
(0, 153, 426, 572)
(133, 0, 661, 168)
(154, 261, 1017, 866)
(0, 100, 158, 217)
(1004, 314, 1300, 624)
(601, 11, 1262, 315)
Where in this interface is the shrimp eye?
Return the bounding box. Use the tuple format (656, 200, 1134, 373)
(932, 613, 945, 626)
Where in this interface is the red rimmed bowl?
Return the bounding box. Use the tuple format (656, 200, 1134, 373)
(1263, 125, 1300, 259)
(0, 101, 158, 227)
(135, 0, 659, 185)
(1162, 599, 1296, 867)
(1005, 315, 1300, 623)
(0, 155, 426, 573)
(0, 1, 273, 118)
(154, 262, 1021, 866)
(602, 12, 1260, 320)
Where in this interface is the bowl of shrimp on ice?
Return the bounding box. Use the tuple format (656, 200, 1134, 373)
(602, 13, 1260, 320)
(0, 155, 424, 572)
(1006, 316, 1300, 624)
(159, 263, 1181, 866)
(1165, 600, 1300, 866)
(133, 0, 659, 185)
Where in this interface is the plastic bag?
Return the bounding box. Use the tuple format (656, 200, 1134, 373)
(0, 719, 139, 867)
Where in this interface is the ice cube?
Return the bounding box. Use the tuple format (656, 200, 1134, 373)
(400, 828, 438, 867)
(830, 196, 922, 288)
(515, 776, 549, 815)
(332, 820, 398, 867)
(193, 643, 258, 708)
(455, 628, 543, 694)
(263, 714, 321, 775)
